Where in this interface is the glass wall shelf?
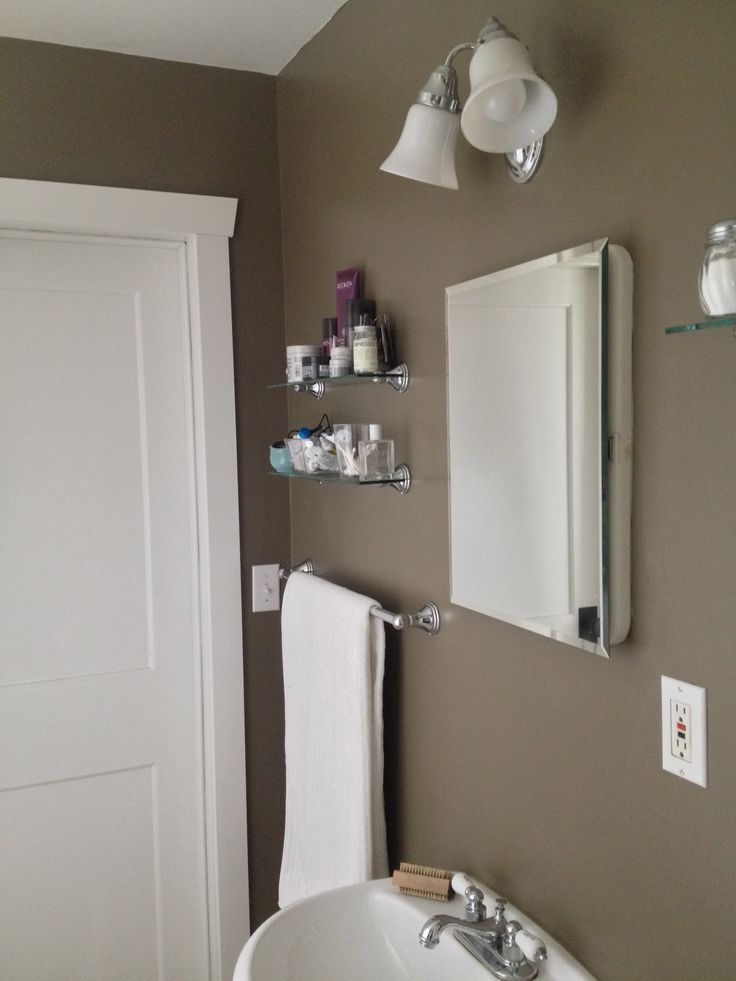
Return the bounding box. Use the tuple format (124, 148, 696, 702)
(665, 314, 736, 335)
(268, 363, 409, 399)
(270, 463, 411, 494)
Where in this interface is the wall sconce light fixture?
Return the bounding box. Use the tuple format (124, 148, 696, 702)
(380, 17, 557, 189)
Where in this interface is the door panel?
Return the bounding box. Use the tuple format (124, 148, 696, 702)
(0, 233, 210, 981)
(2, 767, 161, 981)
(2, 287, 150, 683)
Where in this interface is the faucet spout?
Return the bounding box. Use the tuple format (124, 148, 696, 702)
(419, 913, 470, 948)
(418, 914, 463, 948)
(419, 914, 499, 949)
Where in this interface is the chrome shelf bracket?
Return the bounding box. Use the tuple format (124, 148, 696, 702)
(384, 363, 410, 393)
(285, 363, 409, 400)
(388, 463, 411, 494)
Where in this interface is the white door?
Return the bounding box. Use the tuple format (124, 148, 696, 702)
(0, 231, 216, 980)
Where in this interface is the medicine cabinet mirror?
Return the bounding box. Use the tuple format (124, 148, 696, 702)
(446, 239, 632, 657)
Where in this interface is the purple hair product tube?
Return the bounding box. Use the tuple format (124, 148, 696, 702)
(335, 267, 361, 344)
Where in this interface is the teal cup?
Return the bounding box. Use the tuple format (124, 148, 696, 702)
(270, 440, 293, 473)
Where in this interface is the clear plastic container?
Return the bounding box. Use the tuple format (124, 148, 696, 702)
(285, 437, 307, 472)
(333, 423, 369, 476)
(359, 425, 395, 480)
(699, 220, 736, 316)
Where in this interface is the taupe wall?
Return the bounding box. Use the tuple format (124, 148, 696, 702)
(0, 37, 289, 929)
(4, 5, 736, 973)
(277, 1, 736, 978)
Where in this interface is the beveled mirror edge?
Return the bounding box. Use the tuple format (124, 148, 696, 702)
(599, 241, 611, 656)
(605, 244, 634, 651)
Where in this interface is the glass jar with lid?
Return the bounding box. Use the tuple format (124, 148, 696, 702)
(352, 323, 379, 375)
(699, 220, 736, 316)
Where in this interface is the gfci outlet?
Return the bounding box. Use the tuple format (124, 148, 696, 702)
(670, 699, 692, 763)
(661, 676, 707, 787)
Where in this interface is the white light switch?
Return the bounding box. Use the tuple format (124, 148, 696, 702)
(252, 564, 280, 613)
(661, 676, 707, 787)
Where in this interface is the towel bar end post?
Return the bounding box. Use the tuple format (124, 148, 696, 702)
(410, 603, 441, 635)
(278, 560, 314, 581)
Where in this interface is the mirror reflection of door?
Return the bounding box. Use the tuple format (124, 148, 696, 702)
(446, 240, 632, 657)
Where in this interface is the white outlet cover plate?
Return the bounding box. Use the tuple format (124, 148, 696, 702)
(252, 563, 280, 613)
(661, 675, 707, 787)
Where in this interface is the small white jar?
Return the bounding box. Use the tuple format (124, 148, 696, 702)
(699, 220, 736, 316)
(329, 345, 352, 377)
(286, 345, 321, 383)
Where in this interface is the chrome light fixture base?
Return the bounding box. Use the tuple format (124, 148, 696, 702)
(504, 137, 545, 184)
(416, 65, 460, 114)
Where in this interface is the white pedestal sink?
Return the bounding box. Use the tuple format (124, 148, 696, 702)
(233, 877, 596, 980)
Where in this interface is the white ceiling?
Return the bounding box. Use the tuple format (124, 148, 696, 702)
(1, 0, 348, 74)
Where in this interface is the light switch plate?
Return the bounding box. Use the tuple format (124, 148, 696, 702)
(252, 563, 280, 613)
(661, 675, 707, 787)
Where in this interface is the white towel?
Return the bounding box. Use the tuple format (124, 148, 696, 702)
(278, 571, 388, 907)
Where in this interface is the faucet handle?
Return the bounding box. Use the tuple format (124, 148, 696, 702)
(515, 925, 548, 963)
(463, 885, 486, 921)
(450, 873, 487, 921)
(450, 871, 477, 894)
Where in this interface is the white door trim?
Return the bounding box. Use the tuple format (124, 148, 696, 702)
(0, 177, 248, 980)
(0, 177, 236, 238)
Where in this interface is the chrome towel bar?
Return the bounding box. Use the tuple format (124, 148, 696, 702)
(278, 560, 441, 635)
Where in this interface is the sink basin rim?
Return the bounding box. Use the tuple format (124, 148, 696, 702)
(233, 875, 597, 981)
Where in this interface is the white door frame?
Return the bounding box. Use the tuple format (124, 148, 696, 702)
(0, 177, 249, 979)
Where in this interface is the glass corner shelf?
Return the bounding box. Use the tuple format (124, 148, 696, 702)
(270, 463, 411, 495)
(267, 363, 409, 399)
(665, 314, 736, 335)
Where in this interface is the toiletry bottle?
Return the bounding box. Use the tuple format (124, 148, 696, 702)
(322, 318, 337, 358)
(329, 343, 352, 377)
(286, 344, 321, 383)
(319, 319, 335, 377)
(353, 318, 379, 375)
(336, 267, 361, 345)
(345, 298, 376, 353)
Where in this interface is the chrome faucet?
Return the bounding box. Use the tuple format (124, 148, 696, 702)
(419, 880, 547, 980)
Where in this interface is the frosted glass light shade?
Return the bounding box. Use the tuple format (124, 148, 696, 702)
(380, 104, 460, 190)
(461, 37, 557, 152)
